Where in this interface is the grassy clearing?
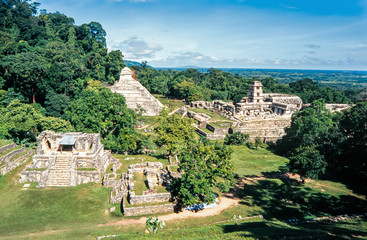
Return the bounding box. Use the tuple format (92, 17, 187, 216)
(0, 165, 119, 238)
(0, 139, 12, 147)
(154, 94, 185, 111)
(109, 217, 367, 240)
(132, 172, 148, 195)
(0, 145, 22, 158)
(189, 108, 231, 122)
(113, 154, 169, 174)
(230, 145, 288, 177)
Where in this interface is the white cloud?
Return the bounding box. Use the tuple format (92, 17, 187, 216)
(113, 37, 163, 59)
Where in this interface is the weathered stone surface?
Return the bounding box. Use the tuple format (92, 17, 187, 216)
(129, 192, 172, 205)
(189, 81, 303, 142)
(110, 67, 163, 116)
(123, 201, 175, 216)
(0, 143, 16, 154)
(0, 147, 26, 164)
(19, 131, 116, 187)
(0, 149, 34, 175)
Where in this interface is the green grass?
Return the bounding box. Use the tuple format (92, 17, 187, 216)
(0, 139, 12, 147)
(132, 172, 149, 195)
(168, 165, 178, 172)
(108, 217, 367, 240)
(189, 108, 232, 122)
(0, 145, 22, 158)
(230, 145, 288, 177)
(113, 154, 169, 174)
(0, 166, 119, 238)
(154, 94, 185, 111)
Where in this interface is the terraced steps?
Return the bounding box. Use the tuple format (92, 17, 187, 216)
(110, 67, 163, 116)
(46, 156, 72, 187)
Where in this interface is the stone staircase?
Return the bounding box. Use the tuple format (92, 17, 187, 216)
(46, 156, 72, 187)
(110, 67, 163, 116)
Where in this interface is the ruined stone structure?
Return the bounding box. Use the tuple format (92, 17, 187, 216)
(19, 131, 115, 187)
(188, 81, 352, 142)
(103, 160, 176, 216)
(0, 143, 34, 175)
(188, 81, 303, 142)
(110, 67, 164, 116)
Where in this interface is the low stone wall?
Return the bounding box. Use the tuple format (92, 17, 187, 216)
(19, 170, 44, 183)
(76, 171, 100, 184)
(123, 202, 176, 216)
(195, 127, 228, 140)
(0, 148, 26, 164)
(76, 158, 96, 169)
(110, 176, 128, 204)
(0, 149, 34, 175)
(0, 143, 16, 154)
(129, 192, 171, 205)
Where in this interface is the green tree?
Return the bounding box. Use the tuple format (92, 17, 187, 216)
(171, 140, 234, 207)
(224, 132, 249, 146)
(288, 145, 327, 181)
(0, 99, 73, 144)
(339, 102, 367, 178)
(65, 82, 137, 152)
(280, 99, 334, 156)
(154, 112, 195, 159)
(254, 137, 262, 150)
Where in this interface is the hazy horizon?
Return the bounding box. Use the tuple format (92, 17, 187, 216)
(37, 0, 367, 71)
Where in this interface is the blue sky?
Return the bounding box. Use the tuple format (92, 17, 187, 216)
(36, 0, 367, 70)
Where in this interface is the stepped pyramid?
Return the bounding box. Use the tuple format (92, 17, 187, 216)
(110, 67, 164, 116)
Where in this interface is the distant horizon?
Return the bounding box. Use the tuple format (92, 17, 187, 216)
(37, 0, 367, 71)
(155, 66, 367, 72)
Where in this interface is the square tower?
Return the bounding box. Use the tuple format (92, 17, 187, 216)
(248, 81, 264, 104)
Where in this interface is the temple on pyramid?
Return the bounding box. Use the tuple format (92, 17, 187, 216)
(110, 67, 164, 116)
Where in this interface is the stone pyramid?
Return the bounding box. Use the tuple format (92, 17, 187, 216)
(110, 67, 164, 116)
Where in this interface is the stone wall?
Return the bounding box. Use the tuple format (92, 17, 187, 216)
(0, 149, 34, 175)
(235, 117, 291, 142)
(123, 199, 176, 216)
(129, 192, 172, 205)
(0, 148, 26, 164)
(76, 171, 100, 185)
(19, 170, 44, 183)
(0, 143, 16, 154)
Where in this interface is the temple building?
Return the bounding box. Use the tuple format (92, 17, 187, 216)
(110, 67, 164, 116)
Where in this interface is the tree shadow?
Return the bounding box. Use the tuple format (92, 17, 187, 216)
(237, 176, 367, 221)
(222, 218, 367, 239)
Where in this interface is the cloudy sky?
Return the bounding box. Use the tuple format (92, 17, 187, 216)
(36, 0, 367, 70)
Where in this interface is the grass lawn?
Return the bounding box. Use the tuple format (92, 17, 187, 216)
(189, 108, 232, 122)
(113, 154, 170, 174)
(154, 94, 185, 111)
(108, 217, 367, 240)
(0, 139, 12, 147)
(230, 145, 288, 177)
(0, 164, 118, 238)
(132, 172, 148, 195)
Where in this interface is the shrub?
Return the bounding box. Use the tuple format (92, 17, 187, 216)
(224, 132, 249, 145)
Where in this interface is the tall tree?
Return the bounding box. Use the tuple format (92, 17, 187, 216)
(171, 140, 234, 207)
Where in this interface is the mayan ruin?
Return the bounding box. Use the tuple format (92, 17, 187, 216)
(183, 81, 303, 142)
(110, 67, 164, 116)
(19, 131, 116, 187)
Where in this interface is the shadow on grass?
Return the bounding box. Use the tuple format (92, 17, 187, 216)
(237, 176, 367, 221)
(222, 218, 367, 239)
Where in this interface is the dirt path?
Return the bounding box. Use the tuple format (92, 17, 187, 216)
(99, 194, 240, 227)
